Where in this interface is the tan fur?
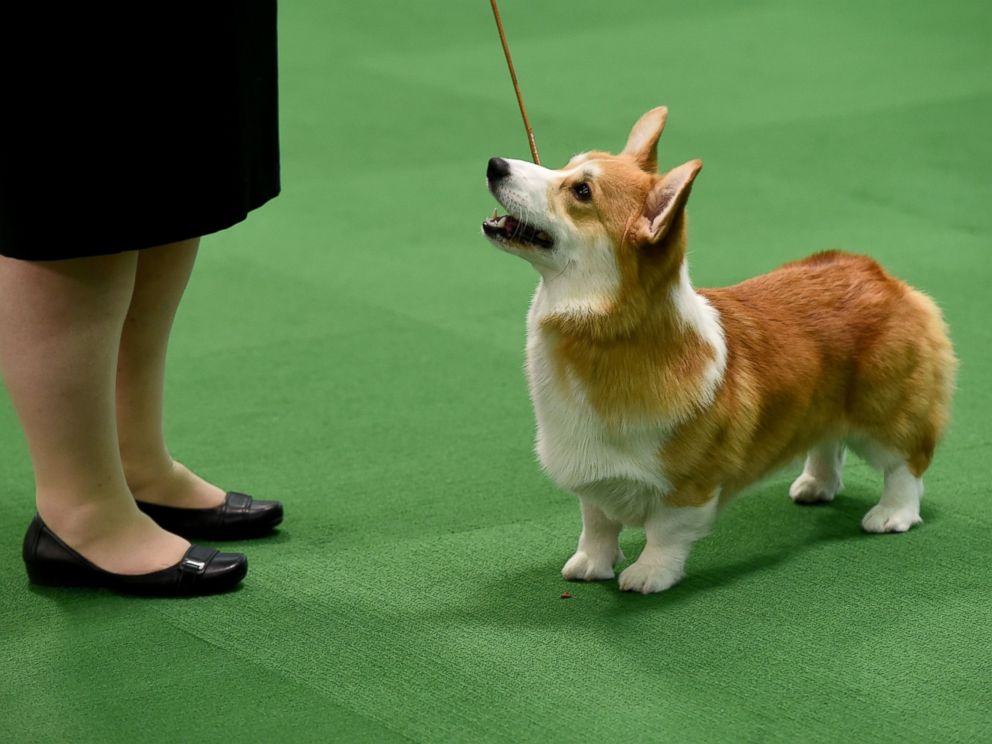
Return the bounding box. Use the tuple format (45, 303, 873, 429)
(538, 147, 956, 509)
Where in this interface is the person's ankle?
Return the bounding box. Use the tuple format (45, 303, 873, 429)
(121, 454, 176, 494)
(126, 460, 227, 509)
(36, 493, 140, 549)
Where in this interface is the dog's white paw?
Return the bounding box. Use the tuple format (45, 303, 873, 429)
(617, 559, 683, 594)
(861, 505, 921, 533)
(789, 473, 840, 504)
(561, 548, 623, 581)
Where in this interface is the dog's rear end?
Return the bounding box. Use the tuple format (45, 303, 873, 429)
(681, 250, 956, 528)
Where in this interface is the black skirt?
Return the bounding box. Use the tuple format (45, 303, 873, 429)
(0, 2, 280, 260)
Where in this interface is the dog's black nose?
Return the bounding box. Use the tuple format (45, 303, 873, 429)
(487, 157, 511, 182)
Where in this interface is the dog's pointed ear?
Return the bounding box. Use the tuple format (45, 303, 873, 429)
(622, 106, 669, 172)
(635, 159, 703, 245)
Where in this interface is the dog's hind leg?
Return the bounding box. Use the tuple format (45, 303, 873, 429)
(789, 439, 845, 504)
(861, 460, 924, 533)
(849, 438, 924, 533)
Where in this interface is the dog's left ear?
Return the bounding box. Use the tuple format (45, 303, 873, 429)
(622, 106, 668, 172)
(635, 159, 703, 245)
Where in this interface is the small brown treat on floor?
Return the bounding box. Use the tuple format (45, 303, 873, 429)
(560, 592, 573, 599)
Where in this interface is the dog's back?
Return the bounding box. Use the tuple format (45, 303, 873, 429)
(667, 250, 958, 498)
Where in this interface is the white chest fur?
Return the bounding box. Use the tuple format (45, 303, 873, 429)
(522, 266, 727, 526)
(525, 313, 673, 524)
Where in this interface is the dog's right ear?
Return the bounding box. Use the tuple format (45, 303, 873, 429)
(622, 106, 668, 172)
(634, 159, 703, 245)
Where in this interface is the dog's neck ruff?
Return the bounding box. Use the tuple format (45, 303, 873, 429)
(528, 235, 622, 322)
(530, 257, 727, 420)
(668, 261, 728, 410)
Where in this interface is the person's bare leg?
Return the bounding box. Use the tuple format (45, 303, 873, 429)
(0, 253, 189, 574)
(116, 239, 226, 508)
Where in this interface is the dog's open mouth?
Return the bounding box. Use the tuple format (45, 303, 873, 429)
(482, 210, 554, 249)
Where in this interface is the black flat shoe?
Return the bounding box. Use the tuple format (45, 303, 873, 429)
(22, 515, 247, 596)
(136, 491, 283, 540)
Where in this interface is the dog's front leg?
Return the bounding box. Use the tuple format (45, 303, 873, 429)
(618, 492, 719, 594)
(561, 498, 624, 581)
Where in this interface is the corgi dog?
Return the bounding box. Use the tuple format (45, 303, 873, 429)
(481, 107, 957, 594)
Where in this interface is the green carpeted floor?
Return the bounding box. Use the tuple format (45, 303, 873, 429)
(2, 1, 991, 741)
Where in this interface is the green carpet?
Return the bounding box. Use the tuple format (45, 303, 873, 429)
(2, 1, 991, 741)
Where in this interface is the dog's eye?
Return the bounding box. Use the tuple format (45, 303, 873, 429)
(571, 182, 592, 202)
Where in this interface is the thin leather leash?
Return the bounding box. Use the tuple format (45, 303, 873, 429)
(489, 0, 541, 165)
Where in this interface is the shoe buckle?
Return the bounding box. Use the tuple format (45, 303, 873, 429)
(181, 557, 207, 573)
